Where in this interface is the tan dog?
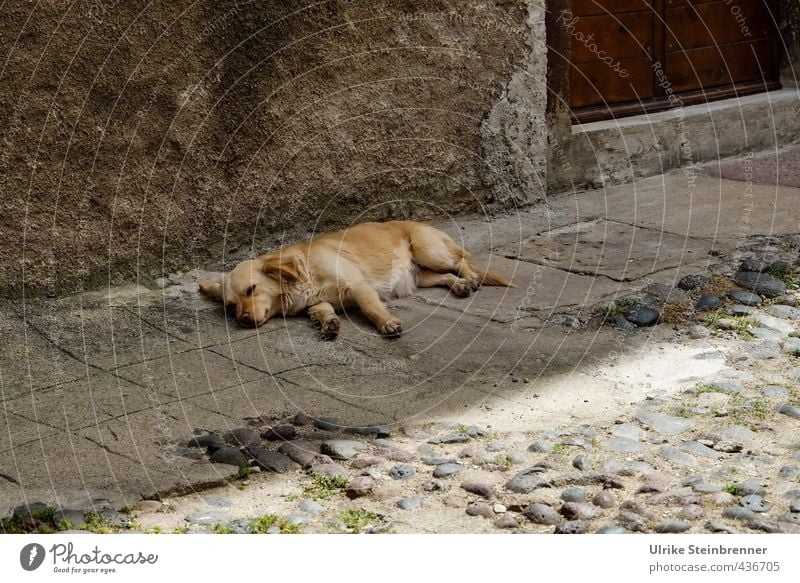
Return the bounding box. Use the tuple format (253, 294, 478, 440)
(199, 220, 514, 339)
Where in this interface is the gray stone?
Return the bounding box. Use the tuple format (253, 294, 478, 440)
(561, 487, 588, 503)
(740, 495, 769, 513)
(679, 441, 723, 460)
(298, 499, 324, 515)
(728, 304, 756, 316)
(691, 482, 721, 494)
(505, 466, 548, 493)
(596, 525, 629, 534)
(248, 448, 298, 473)
(554, 520, 589, 534)
(314, 417, 341, 431)
(656, 519, 691, 533)
(592, 490, 617, 509)
(728, 289, 762, 306)
(278, 440, 321, 468)
(706, 521, 738, 534)
(466, 502, 495, 519)
(733, 271, 787, 297)
(292, 412, 312, 426)
(715, 424, 754, 443)
(623, 305, 660, 326)
(209, 446, 248, 468)
(433, 463, 463, 478)
(704, 380, 743, 394)
(784, 338, 800, 355)
(751, 313, 795, 334)
(767, 304, 800, 320)
(185, 511, 231, 526)
(611, 424, 645, 441)
(388, 464, 415, 480)
(658, 446, 698, 467)
(321, 440, 368, 460)
(779, 404, 800, 420)
(740, 257, 769, 272)
(604, 437, 643, 453)
(561, 502, 603, 520)
(528, 440, 554, 453)
(461, 478, 495, 498)
(524, 503, 562, 525)
(762, 385, 790, 399)
(572, 454, 589, 471)
(617, 510, 648, 532)
(485, 442, 506, 452)
(428, 432, 471, 444)
(678, 504, 705, 520)
(309, 463, 348, 478)
(790, 499, 800, 513)
(722, 507, 755, 521)
(781, 513, 800, 524)
(345, 476, 374, 498)
(53, 509, 85, 528)
(779, 466, 800, 479)
(396, 495, 424, 510)
(223, 428, 261, 448)
(261, 425, 298, 441)
(609, 315, 637, 334)
(695, 296, 721, 311)
(423, 457, 456, 466)
(751, 327, 783, 341)
(11, 502, 50, 520)
(465, 425, 486, 437)
(494, 514, 519, 529)
(679, 274, 710, 291)
(187, 433, 225, 451)
(740, 478, 768, 496)
(345, 424, 391, 438)
(636, 409, 694, 435)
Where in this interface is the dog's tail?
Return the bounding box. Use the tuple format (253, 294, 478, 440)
(473, 263, 516, 288)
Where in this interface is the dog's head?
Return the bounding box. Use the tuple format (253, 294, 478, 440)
(199, 253, 306, 327)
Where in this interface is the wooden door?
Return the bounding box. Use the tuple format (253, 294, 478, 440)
(568, 0, 781, 122)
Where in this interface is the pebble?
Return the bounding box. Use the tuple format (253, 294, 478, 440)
(223, 428, 261, 448)
(621, 499, 656, 519)
(554, 520, 589, 534)
(321, 440, 368, 460)
(524, 503, 562, 525)
(261, 425, 298, 441)
(695, 296, 721, 311)
(561, 487, 588, 503)
(656, 519, 691, 533)
(298, 499, 324, 515)
(248, 449, 297, 473)
(428, 433, 471, 444)
(767, 304, 800, 320)
(345, 476, 374, 498)
(790, 499, 800, 513)
(678, 274, 709, 291)
(778, 404, 800, 420)
(609, 315, 637, 334)
(728, 304, 756, 316)
(291, 412, 312, 426)
(345, 425, 391, 438)
(309, 463, 348, 478)
(493, 503, 507, 514)
(561, 502, 603, 520)
(617, 510, 648, 532)
(762, 385, 790, 399)
(209, 447, 248, 468)
(388, 464, 415, 480)
(351, 455, 383, 469)
(740, 478, 768, 496)
(422, 480, 449, 492)
(688, 324, 710, 339)
(187, 433, 225, 451)
(384, 449, 415, 462)
(623, 306, 660, 327)
(691, 482, 721, 494)
(371, 484, 403, 502)
(637, 472, 674, 493)
(596, 526, 629, 534)
(592, 490, 617, 508)
(612, 424, 645, 441)
(779, 466, 800, 479)
(433, 463, 463, 478)
(461, 478, 495, 498)
(740, 495, 769, 512)
(572, 454, 589, 471)
(728, 289, 762, 306)
(733, 271, 787, 297)
(636, 409, 694, 435)
(466, 502, 495, 518)
(396, 496, 424, 510)
(679, 441, 723, 460)
(751, 314, 795, 334)
(678, 504, 706, 520)
(185, 511, 231, 526)
(314, 417, 341, 431)
(658, 446, 698, 467)
(706, 521, 738, 533)
(784, 338, 800, 355)
(494, 514, 518, 529)
(278, 440, 321, 468)
(505, 466, 548, 493)
(528, 440, 555, 453)
(604, 437, 643, 453)
(707, 492, 736, 506)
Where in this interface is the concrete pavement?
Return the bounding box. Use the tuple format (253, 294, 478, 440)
(2, 149, 800, 516)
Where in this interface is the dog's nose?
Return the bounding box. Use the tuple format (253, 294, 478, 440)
(238, 313, 255, 327)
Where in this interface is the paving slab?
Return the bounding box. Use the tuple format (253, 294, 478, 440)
(495, 219, 715, 282)
(704, 144, 800, 188)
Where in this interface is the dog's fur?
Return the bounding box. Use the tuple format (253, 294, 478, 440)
(199, 220, 514, 339)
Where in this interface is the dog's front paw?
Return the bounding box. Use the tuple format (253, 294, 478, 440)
(464, 275, 482, 291)
(378, 318, 403, 337)
(319, 317, 340, 341)
(450, 278, 472, 298)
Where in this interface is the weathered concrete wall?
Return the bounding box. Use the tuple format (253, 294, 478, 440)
(0, 0, 546, 295)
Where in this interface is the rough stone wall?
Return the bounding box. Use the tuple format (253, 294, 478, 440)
(0, 0, 546, 295)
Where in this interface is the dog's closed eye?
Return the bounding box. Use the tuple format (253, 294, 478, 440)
(246, 285, 256, 297)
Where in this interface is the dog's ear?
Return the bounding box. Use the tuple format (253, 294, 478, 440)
(261, 254, 307, 285)
(199, 278, 226, 302)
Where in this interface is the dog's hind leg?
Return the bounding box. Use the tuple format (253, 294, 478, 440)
(416, 270, 471, 297)
(347, 284, 402, 337)
(308, 301, 340, 340)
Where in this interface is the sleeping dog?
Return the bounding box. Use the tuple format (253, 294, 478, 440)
(199, 220, 514, 339)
